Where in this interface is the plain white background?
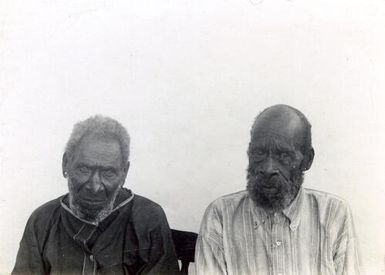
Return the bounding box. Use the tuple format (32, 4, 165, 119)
(1, 0, 385, 274)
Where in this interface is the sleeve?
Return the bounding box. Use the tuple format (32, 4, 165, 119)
(12, 212, 48, 275)
(195, 202, 227, 275)
(139, 206, 180, 275)
(332, 203, 362, 275)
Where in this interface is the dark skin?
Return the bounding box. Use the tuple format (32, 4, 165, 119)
(247, 105, 315, 210)
(62, 134, 130, 222)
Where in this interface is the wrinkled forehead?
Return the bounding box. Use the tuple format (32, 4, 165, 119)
(250, 135, 295, 152)
(73, 134, 123, 164)
(250, 111, 304, 150)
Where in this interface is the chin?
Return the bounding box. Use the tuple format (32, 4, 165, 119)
(246, 170, 304, 211)
(248, 188, 291, 211)
(79, 200, 106, 211)
(69, 198, 105, 220)
(68, 187, 121, 221)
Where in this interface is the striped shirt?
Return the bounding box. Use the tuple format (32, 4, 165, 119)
(195, 188, 361, 275)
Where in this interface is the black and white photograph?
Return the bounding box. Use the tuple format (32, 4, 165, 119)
(1, 0, 384, 274)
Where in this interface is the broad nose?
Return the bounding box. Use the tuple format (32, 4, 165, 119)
(87, 170, 104, 193)
(260, 155, 279, 177)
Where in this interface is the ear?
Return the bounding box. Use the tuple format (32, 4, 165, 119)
(247, 141, 253, 158)
(62, 153, 69, 178)
(122, 161, 130, 181)
(301, 148, 314, 171)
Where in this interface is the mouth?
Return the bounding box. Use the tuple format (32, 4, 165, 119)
(259, 178, 282, 194)
(260, 185, 279, 195)
(76, 198, 107, 211)
(261, 184, 277, 190)
(78, 196, 107, 205)
(260, 175, 281, 186)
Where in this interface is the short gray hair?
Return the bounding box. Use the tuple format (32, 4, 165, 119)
(65, 115, 130, 164)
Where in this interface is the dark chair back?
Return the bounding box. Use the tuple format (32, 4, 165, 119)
(171, 229, 198, 274)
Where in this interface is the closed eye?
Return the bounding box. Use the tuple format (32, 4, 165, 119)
(77, 166, 91, 174)
(278, 152, 294, 164)
(101, 169, 118, 179)
(280, 152, 290, 159)
(250, 149, 267, 161)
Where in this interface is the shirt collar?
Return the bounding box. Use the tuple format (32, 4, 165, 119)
(60, 188, 135, 226)
(250, 187, 304, 231)
(282, 187, 303, 231)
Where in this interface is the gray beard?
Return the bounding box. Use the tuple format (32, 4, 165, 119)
(68, 197, 114, 223)
(68, 180, 121, 223)
(246, 167, 304, 211)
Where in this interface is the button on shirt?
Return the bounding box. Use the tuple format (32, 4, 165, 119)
(12, 188, 179, 275)
(195, 188, 361, 275)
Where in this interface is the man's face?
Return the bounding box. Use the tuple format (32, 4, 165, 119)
(65, 134, 128, 220)
(247, 114, 306, 211)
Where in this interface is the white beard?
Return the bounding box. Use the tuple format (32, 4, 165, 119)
(67, 178, 122, 223)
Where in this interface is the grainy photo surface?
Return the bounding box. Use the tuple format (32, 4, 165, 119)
(1, 0, 385, 274)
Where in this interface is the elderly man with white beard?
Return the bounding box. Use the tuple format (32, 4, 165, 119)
(195, 105, 361, 275)
(13, 115, 179, 275)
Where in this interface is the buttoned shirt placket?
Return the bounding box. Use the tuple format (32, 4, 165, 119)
(269, 212, 285, 275)
(72, 224, 98, 275)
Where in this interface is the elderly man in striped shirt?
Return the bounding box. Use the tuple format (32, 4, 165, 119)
(195, 105, 361, 275)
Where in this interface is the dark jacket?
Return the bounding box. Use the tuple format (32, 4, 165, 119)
(12, 188, 179, 275)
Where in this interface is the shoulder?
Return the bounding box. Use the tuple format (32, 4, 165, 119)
(208, 190, 249, 209)
(129, 193, 169, 225)
(21, 196, 63, 244)
(27, 196, 63, 226)
(202, 190, 249, 221)
(198, 191, 248, 236)
(303, 188, 352, 226)
(131, 194, 164, 212)
(117, 189, 165, 218)
(303, 188, 349, 209)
